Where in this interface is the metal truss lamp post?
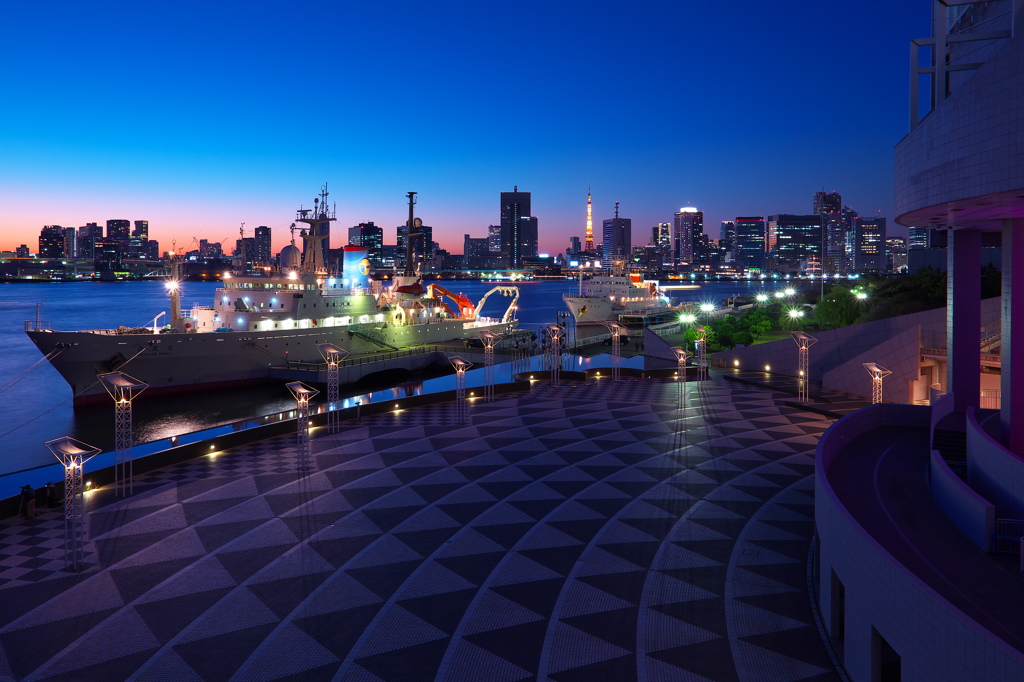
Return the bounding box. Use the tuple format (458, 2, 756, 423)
(671, 346, 692, 409)
(98, 372, 148, 497)
(45, 437, 100, 572)
(544, 324, 564, 387)
(479, 331, 501, 402)
(694, 326, 709, 382)
(791, 331, 819, 403)
(286, 381, 319, 470)
(317, 343, 349, 433)
(864, 363, 892, 404)
(449, 356, 473, 424)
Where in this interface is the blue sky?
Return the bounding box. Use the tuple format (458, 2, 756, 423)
(0, 1, 928, 254)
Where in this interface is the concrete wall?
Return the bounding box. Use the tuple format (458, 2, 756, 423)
(817, 404, 1024, 681)
(967, 407, 1024, 518)
(822, 325, 920, 404)
(714, 298, 1000, 402)
(895, 28, 1024, 215)
(929, 448, 995, 552)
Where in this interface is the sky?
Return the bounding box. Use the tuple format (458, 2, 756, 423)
(0, 1, 929, 255)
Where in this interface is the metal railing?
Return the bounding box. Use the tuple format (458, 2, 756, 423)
(994, 519, 1024, 556)
(980, 389, 1001, 410)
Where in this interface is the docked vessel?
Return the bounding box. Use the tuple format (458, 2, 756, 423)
(562, 270, 675, 324)
(25, 191, 519, 406)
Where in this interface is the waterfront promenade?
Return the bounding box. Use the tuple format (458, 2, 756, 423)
(0, 374, 839, 681)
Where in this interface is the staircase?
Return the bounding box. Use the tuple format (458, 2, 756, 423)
(348, 325, 399, 351)
(934, 428, 968, 480)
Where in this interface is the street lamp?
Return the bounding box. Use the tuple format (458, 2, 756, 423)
(671, 346, 692, 408)
(98, 372, 148, 497)
(544, 324, 564, 386)
(694, 325, 709, 382)
(863, 363, 892, 404)
(784, 287, 795, 296)
(478, 331, 501, 402)
(603, 322, 627, 381)
(755, 293, 769, 304)
(449, 356, 473, 424)
(791, 331, 818, 403)
(45, 436, 100, 571)
(286, 381, 319, 470)
(317, 343, 348, 433)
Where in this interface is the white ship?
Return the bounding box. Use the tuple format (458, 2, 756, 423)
(26, 190, 519, 406)
(563, 271, 674, 324)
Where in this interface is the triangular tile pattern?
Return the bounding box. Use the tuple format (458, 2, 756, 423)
(0, 376, 841, 682)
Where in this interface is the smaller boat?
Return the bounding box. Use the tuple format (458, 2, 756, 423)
(563, 268, 676, 324)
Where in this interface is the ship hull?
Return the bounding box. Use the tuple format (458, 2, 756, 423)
(563, 296, 674, 324)
(27, 318, 516, 406)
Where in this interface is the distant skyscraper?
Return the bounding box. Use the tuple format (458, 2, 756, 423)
(487, 225, 502, 253)
(77, 223, 101, 260)
(907, 225, 929, 250)
(853, 217, 887, 272)
(601, 201, 632, 268)
(349, 222, 383, 265)
(106, 219, 130, 241)
(133, 220, 149, 240)
(766, 215, 822, 273)
(500, 187, 537, 268)
(62, 227, 77, 258)
(673, 207, 703, 265)
(397, 219, 433, 270)
(813, 191, 842, 217)
(568, 236, 581, 257)
(734, 217, 766, 271)
(255, 226, 271, 265)
(38, 225, 64, 258)
(585, 187, 594, 252)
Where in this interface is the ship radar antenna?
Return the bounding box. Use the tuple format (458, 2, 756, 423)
(289, 223, 297, 246)
(239, 222, 245, 240)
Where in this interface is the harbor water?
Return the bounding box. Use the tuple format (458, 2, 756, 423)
(0, 278, 786, 476)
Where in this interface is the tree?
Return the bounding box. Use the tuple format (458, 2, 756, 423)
(816, 285, 859, 328)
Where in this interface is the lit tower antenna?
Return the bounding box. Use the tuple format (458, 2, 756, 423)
(585, 185, 594, 252)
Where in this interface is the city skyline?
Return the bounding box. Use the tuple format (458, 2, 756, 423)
(0, 2, 924, 254)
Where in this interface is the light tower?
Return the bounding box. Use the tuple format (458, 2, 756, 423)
(478, 331, 501, 402)
(45, 436, 100, 571)
(671, 346, 692, 408)
(694, 326, 709, 382)
(602, 322, 627, 381)
(863, 363, 892, 404)
(449, 356, 473, 424)
(791, 331, 818, 403)
(286, 381, 319, 470)
(98, 371, 148, 496)
(317, 343, 348, 433)
(584, 185, 594, 252)
(544, 324, 564, 386)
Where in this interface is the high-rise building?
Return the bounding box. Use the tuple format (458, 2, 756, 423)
(487, 225, 502, 253)
(397, 220, 433, 271)
(106, 219, 130, 241)
(767, 215, 823, 273)
(500, 187, 537, 268)
(853, 217, 887, 272)
(133, 220, 149, 240)
(62, 227, 77, 258)
(567, 236, 581, 257)
(813, 191, 842, 217)
(734, 217, 766, 271)
(348, 223, 384, 265)
(254, 226, 271, 265)
(15, 245, 29, 258)
(77, 223, 101, 260)
(907, 225, 929, 250)
(886, 236, 908, 272)
(38, 225, 64, 258)
(673, 207, 703, 266)
(719, 221, 736, 252)
(601, 202, 632, 269)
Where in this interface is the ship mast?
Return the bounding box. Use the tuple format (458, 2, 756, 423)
(296, 184, 334, 276)
(585, 185, 594, 252)
(404, 191, 421, 278)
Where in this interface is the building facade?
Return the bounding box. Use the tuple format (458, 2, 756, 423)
(734, 216, 766, 272)
(672, 208, 702, 266)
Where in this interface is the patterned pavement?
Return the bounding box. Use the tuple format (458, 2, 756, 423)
(0, 375, 840, 681)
